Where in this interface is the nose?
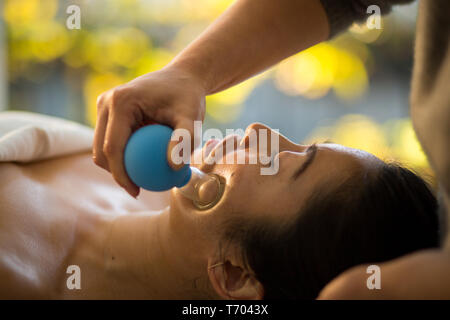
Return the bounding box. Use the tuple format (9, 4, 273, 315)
(242, 123, 306, 155)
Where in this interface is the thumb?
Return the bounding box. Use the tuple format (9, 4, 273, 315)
(167, 118, 197, 170)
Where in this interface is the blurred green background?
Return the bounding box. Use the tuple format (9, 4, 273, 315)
(0, 0, 433, 180)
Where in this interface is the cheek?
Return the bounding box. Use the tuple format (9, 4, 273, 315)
(169, 189, 223, 243)
(169, 160, 283, 217)
(221, 166, 292, 216)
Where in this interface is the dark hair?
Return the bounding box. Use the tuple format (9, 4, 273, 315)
(222, 163, 440, 299)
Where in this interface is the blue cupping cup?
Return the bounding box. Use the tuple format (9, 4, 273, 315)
(124, 124, 192, 191)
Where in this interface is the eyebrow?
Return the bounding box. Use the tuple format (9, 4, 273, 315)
(292, 144, 318, 180)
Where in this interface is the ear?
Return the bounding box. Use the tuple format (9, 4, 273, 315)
(207, 259, 264, 300)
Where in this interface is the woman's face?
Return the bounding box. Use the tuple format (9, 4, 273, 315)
(169, 123, 382, 251)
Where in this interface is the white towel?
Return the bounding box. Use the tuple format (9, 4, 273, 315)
(0, 111, 94, 163)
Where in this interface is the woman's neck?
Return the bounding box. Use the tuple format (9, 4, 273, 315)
(80, 208, 215, 299)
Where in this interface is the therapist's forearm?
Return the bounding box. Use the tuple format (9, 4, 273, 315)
(167, 0, 330, 95)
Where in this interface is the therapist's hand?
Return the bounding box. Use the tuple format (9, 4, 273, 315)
(93, 65, 206, 198)
(317, 249, 450, 299)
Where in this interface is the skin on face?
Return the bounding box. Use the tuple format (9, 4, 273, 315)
(168, 123, 384, 264)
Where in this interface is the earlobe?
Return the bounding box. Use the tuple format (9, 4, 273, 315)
(227, 274, 264, 300)
(208, 260, 230, 299)
(207, 259, 264, 300)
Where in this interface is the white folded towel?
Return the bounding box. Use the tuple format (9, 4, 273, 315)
(0, 111, 94, 163)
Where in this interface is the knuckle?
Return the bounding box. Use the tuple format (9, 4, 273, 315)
(92, 153, 104, 166)
(103, 142, 117, 157)
(96, 93, 105, 107)
(110, 89, 131, 113)
(92, 152, 109, 170)
(111, 88, 122, 101)
(111, 86, 130, 104)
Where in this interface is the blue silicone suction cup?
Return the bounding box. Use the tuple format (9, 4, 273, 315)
(124, 124, 192, 192)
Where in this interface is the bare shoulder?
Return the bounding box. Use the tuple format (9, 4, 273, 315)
(0, 152, 94, 187)
(0, 152, 170, 214)
(0, 161, 22, 184)
(318, 249, 450, 300)
(0, 162, 26, 212)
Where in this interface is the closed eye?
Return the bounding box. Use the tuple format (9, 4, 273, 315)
(292, 143, 318, 180)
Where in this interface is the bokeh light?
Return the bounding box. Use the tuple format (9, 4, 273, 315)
(274, 42, 369, 101)
(3, 0, 429, 179)
(307, 114, 431, 178)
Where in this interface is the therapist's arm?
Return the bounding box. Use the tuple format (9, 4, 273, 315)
(167, 0, 330, 95)
(167, 0, 414, 94)
(94, 0, 330, 197)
